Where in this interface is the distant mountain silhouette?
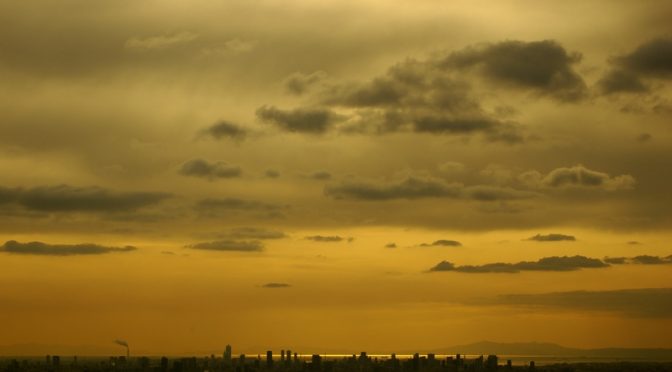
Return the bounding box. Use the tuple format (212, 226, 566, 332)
(430, 341, 672, 359)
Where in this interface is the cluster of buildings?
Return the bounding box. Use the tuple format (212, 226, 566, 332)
(0, 346, 531, 372)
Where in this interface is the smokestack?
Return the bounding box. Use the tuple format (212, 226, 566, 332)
(114, 340, 130, 358)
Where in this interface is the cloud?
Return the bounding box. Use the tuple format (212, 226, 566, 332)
(636, 133, 652, 143)
(256, 105, 345, 134)
(213, 227, 287, 240)
(598, 37, 672, 94)
(284, 71, 328, 95)
(325, 177, 462, 200)
(186, 240, 263, 252)
(606, 255, 672, 265)
(201, 120, 247, 141)
(328, 62, 525, 142)
(195, 198, 286, 213)
(0, 185, 170, 213)
(527, 233, 576, 242)
(261, 50, 526, 142)
(124, 31, 198, 50)
(261, 282, 292, 288)
(1, 240, 136, 256)
(179, 159, 242, 180)
(420, 240, 462, 247)
(310, 171, 332, 180)
(429, 255, 609, 273)
(324, 177, 534, 201)
(597, 70, 649, 94)
(265, 169, 280, 178)
(385, 243, 397, 249)
(496, 288, 672, 318)
(305, 235, 348, 243)
(521, 165, 635, 191)
(617, 38, 672, 78)
(443, 40, 587, 101)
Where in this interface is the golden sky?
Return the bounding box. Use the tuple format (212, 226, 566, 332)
(1, 0, 672, 356)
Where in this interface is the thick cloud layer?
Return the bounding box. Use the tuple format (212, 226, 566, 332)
(179, 159, 242, 180)
(420, 240, 462, 247)
(497, 288, 672, 318)
(261, 282, 292, 288)
(520, 165, 635, 191)
(256, 106, 344, 134)
(186, 240, 263, 252)
(202, 120, 248, 141)
(599, 37, 672, 94)
(605, 255, 672, 265)
(0, 185, 170, 213)
(305, 235, 350, 243)
(527, 233, 576, 242)
(1, 240, 136, 256)
(444, 40, 587, 101)
(325, 177, 533, 201)
(430, 255, 609, 273)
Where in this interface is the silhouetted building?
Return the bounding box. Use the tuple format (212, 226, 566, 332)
(311, 355, 321, 371)
(486, 355, 498, 370)
(267, 351, 273, 368)
(225, 345, 233, 364)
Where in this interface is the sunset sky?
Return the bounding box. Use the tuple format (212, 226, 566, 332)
(1, 0, 672, 356)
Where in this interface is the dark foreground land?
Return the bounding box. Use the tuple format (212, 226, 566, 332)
(2, 353, 672, 372)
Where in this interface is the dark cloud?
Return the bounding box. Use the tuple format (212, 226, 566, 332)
(636, 133, 652, 143)
(186, 239, 263, 252)
(597, 70, 649, 95)
(443, 40, 587, 101)
(631, 255, 671, 265)
(604, 255, 672, 265)
(617, 38, 672, 78)
(265, 169, 280, 178)
(496, 288, 672, 318)
(194, 198, 287, 219)
(429, 255, 609, 273)
(0, 184, 170, 213)
(261, 282, 292, 288)
(598, 38, 672, 94)
(215, 227, 287, 240)
(385, 243, 397, 249)
(465, 185, 533, 201)
(195, 198, 285, 212)
(603, 257, 627, 264)
(329, 61, 525, 142)
(325, 177, 461, 200)
(310, 171, 332, 180)
(533, 165, 635, 190)
(179, 159, 242, 180)
(284, 71, 328, 95)
(305, 235, 348, 243)
(256, 105, 344, 134)
(420, 240, 462, 247)
(324, 177, 534, 201)
(1, 240, 136, 256)
(527, 233, 576, 242)
(201, 120, 247, 141)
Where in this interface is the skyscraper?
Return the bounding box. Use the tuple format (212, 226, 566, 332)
(224, 345, 232, 364)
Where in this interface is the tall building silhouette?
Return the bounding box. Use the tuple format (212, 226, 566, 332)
(224, 345, 232, 364)
(266, 351, 273, 368)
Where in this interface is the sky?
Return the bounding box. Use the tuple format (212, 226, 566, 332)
(1, 0, 672, 356)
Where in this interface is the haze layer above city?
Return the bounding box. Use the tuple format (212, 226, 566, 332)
(1, 0, 672, 356)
